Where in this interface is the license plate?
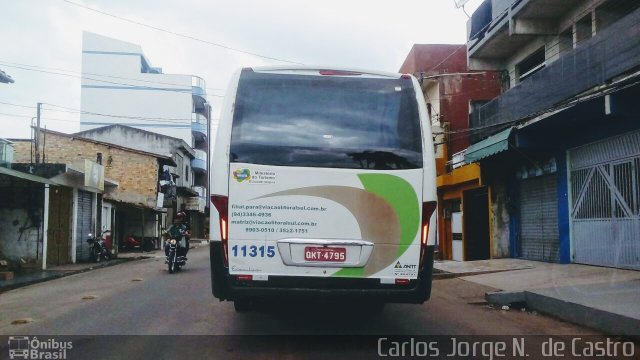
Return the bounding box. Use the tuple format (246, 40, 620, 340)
(304, 247, 346, 262)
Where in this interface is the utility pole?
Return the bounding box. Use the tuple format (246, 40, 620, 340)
(35, 102, 42, 164)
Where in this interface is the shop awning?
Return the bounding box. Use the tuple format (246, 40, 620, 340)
(0, 166, 57, 185)
(464, 127, 514, 164)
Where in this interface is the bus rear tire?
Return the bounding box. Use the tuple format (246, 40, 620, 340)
(362, 302, 385, 314)
(233, 300, 252, 312)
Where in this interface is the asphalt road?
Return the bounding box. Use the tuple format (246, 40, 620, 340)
(3, 245, 626, 359)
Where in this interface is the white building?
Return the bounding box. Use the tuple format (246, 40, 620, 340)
(80, 32, 210, 231)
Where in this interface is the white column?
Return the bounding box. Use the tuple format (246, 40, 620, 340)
(42, 184, 50, 270)
(93, 192, 98, 236)
(71, 188, 79, 263)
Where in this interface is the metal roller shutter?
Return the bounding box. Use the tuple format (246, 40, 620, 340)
(76, 190, 93, 262)
(519, 175, 560, 262)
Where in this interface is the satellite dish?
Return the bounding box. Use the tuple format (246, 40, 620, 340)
(454, 0, 472, 8)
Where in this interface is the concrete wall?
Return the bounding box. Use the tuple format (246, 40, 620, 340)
(0, 181, 44, 266)
(491, 0, 513, 18)
(400, 44, 502, 158)
(76, 125, 194, 188)
(0, 208, 43, 265)
(491, 0, 607, 87)
(13, 132, 160, 208)
(489, 181, 511, 258)
(80, 32, 195, 146)
(399, 44, 468, 75)
(439, 72, 502, 155)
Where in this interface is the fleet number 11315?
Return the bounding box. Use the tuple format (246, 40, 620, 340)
(231, 245, 275, 258)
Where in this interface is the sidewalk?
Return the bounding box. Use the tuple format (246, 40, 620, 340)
(434, 259, 640, 340)
(0, 242, 208, 293)
(0, 249, 164, 293)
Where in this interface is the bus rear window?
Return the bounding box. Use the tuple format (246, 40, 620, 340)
(230, 71, 423, 169)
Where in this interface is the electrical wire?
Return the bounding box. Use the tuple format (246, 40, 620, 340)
(0, 100, 205, 124)
(0, 63, 225, 98)
(0, 59, 224, 92)
(0, 111, 78, 124)
(62, 0, 304, 65)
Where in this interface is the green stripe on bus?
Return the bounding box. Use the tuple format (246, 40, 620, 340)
(358, 174, 420, 258)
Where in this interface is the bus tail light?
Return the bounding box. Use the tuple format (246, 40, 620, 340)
(419, 201, 437, 268)
(236, 275, 253, 281)
(211, 195, 229, 266)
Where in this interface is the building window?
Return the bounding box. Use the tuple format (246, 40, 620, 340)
(469, 101, 489, 126)
(559, 27, 573, 55)
(96, 152, 102, 165)
(185, 165, 189, 183)
(516, 47, 545, 83)
(575, 14, 593, 47)
(500, 70, 511, 92)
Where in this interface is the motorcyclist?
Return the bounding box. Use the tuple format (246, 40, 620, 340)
(164, 211, 191, 260)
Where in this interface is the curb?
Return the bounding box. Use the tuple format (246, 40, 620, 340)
(485, 290, 526, 306)
(485, 289, 640, 341)
(525, 291, 640, 342)
(0, 257, 139, 294)
(432, 269, 526, 280)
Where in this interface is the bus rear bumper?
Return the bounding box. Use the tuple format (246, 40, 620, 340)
(210, 242, 435, 304)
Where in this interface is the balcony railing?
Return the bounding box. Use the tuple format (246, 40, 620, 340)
(471, 6, 640, 132)
(185, 196, 206, 212)
(191, 113, 207, 140)
(447, 150, 467, 172)
(191, 149, 207, 173)
(191, 185, 206, 198)
(192, 76, 206, 96)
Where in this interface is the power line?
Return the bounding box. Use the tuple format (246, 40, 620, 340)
(0, 59, 224, 92)
(0, 62, 225, 98)
(0, 101, 35, 109)
(44, 103, 192, 123)
(62, 0, 304, 65)
(0, 111, 78, 124)
(0, 99, 204, 123)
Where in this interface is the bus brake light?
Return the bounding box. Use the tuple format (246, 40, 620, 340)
(420, 201, 437, 267)
(211, 195, 229, 265)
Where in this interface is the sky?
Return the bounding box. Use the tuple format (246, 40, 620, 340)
(0, 0, 482, 140)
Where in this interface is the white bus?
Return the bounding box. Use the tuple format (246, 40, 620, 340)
(209, 66, 437, 311)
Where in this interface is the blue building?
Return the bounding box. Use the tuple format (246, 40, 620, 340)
(463, 0, 640, 270)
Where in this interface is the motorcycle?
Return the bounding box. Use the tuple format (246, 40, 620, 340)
(87, 230, 111, 262)
(165, 228, 188, 273)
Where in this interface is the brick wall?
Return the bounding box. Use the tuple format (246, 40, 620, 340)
(12, 133, 160, 208)
(12, 140, 32, 163)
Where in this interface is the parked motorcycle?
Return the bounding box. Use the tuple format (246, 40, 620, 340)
(87, 230, 111, 262)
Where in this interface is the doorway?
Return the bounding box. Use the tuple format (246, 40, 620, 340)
(463, 186, 490, 261)
(47, 186, 72, 266)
